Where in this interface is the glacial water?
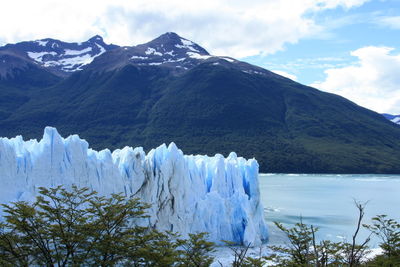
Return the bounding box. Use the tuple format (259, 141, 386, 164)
(259, 174, 400, 248)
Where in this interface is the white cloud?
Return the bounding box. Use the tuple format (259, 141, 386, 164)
(272, 70, 298, 81)
(377, 16, 400, 29)
(0, 0, 369, 58)
(316, 0, 370, 9)
(311, 46, 400, 114)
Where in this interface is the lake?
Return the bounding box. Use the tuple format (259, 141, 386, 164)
(259, 173, 400, 248)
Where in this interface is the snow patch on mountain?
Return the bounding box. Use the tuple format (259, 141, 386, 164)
(58, 54, 98, 71)
(0, 35, 117, 75)
(1, 33, 277, 78)
(131, 55, 148, 60)
(96, 43, 106, 54)
(32, 53, 100, 72)
(222, 57, 235, 63)
(0, 127, 268, 246)
(187, 52, 212, 60)
(64, 47, 92, 56)
(36, 40, 48, 47)
(27, 51, 57, 62)
(382, 114, 400, 125)
(27, 47, 104, 72)
(177, 38, 200, 53)
(145, 47, 162, 56)
(391, 117, 400, 124)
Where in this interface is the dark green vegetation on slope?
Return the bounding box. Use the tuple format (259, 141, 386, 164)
(1, 50, 400, 173)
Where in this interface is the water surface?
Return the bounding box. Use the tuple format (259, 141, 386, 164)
(259, 174, 400, 247)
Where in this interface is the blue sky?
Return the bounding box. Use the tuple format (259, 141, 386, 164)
(244, 0, 400, 114)
(245, 0, 400, 84)
(1, 0, 399, 113)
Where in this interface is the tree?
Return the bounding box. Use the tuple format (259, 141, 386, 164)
(265, 219, 317, 267)
(343, 201, 371, 267)
(130, 230, 181, 267)
(265, 202, 371, 267)
(364, 215, 400, 266)
(0, 186, 150, 266)
(0, 185, 216, 266)
(176, 232, 215, 267)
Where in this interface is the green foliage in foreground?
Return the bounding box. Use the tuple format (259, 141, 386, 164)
(364, 215, 400, 266)
(265, 202, 371, 267)
(0, 186, 399, 266)
(263, 202, 400, 267)
(0, 186, 214, 266)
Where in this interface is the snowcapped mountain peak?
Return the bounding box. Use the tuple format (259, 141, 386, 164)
(144, 32, 209, 56)
(131, 32, 210, 63)
(0, 35, 118, 76)
(84, 32, 216, 72)
(83, 32, 282, 78)
(1, 33, 281, 79)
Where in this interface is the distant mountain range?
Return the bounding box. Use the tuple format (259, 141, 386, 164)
(0, 33, 399, 173)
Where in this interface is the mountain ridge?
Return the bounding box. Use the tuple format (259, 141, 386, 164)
(0, 33, 399, 173)
(382, 113, 400, 125)
(0, 35, 119, 77)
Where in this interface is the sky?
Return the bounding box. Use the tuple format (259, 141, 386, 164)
(1, 0, 399, 114)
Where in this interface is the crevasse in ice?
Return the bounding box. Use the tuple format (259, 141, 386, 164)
(0, 127, 268, 245)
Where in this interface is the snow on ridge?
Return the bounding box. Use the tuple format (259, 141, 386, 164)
(62, 44, 106, 70)
(222, 57, 235, 63)
(391, 117, 400, 124)
(95, 43, 106, 55)
(26, 43, 106, 71)
(187, 52, 212, 60)
(0, 127, 268, 246)
(59, 54, 95, 71)
(175, 43, 200, 53)
(27, 51, 57, 63)
(131, 55, 148, 60)
(165, 58, 186, 63)
(64, 47, 92, 56)
(178, 38, 200, 53)
(181, 38, 195, 47)
(38, 54, 96, 71)
(145, 47, 162, 56)
(36, 40, 48, 47)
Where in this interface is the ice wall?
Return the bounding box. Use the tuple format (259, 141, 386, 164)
(0, 127, 268, 245)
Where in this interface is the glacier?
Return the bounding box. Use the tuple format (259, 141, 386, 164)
(0, 127, 268, 245)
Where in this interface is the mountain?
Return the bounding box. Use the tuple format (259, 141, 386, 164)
(0, 35, 118, 77)
(0, 33, 399, 174)
(86, 32, 276, 77)
(0, 127, 267, 245)
(382, 113, 400, 125)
